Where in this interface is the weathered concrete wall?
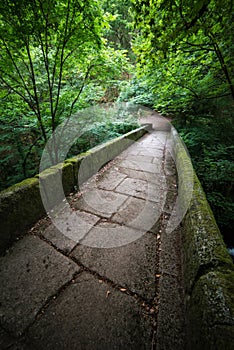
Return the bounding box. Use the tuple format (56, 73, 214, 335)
(171, 127, 234, 350)
(0, 125, 150, 255)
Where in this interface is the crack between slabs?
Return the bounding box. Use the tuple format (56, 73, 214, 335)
(32, 232, 157, 316)
(18, 269, 83, 338)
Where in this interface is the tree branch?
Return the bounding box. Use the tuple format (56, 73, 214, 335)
(24, 40, 47, 141)
(185, 2, 211, 30)
(208, 33, 234, 100)
(69, 64, 96, 116)
(166, 67, 199, 99)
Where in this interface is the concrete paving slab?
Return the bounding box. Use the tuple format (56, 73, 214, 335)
(118, 159, 162, 173)
(152, 156, 164, 164)
(115, 177, 165, 203)
(39, 223, 77, 253)
(120, 145, 142, 157)
(0, 326, 15, 349)
(151, 131, 168, 143)
(0, 334, 30, 350)
(138, 149, 164, 158)
(139, 137, 165, 148)
(80, 221, 145, 248)
(138, 140, 164, 149)
(118, 143, 165, 158)
(112, 196, 161, 233)
(125, 155, 155, 164)
(157, 227, 186, 350)
(73, 189, 128, 218)
(96, 169, 127, 190)
(0, 235, 79, 336)
(41, 210, 100, 250)
(118, 166, 164, 184)
(72, 233, 158, 300)
(27, 272, 153, 350)
(138, 147, 164, 154)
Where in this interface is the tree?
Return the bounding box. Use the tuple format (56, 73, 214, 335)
(131, 0, 234, 100)
(102, 0, 133, 55)
(0, 0, 103, 147)
(126, 0, 234, 246)
(0, 0, 135, 189)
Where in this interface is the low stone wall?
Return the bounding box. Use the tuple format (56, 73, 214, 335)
(171, 127, 234, 350)
(0, 125, 150, 255)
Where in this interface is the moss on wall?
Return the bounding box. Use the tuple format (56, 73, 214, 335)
(0, 178, 45, 252)
(188, 269, 234, 349)
(0, 125, 150, 254)
(171, 127, 234, 349)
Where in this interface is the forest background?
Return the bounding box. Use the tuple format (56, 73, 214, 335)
(0, 0, 233, 251)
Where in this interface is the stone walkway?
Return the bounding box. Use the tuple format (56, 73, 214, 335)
(0, 117, 186, 349)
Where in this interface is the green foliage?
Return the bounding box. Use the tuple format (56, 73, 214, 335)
(0, 96, 42, 189)
(102, 0, 133, 55)
(68, 119, 139, 157)
(174, 111, 234, 247)
(127, 0, 234, 246)
(118, 77, 155, 107)
(0, 0, 135, 191)
(0, 99, 139, 191)
(0, 0, 103, 142)
(132, 0, 234, 101)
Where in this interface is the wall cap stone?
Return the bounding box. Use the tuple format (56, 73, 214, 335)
(170, 127, 234, 349)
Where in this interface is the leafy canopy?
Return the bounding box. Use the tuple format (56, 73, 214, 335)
(132, 0, 234, 100)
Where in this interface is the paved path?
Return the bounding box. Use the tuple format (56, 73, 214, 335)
(0, 115, 186, 349)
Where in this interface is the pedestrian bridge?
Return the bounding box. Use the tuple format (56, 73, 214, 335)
(0, 114, 233, 349)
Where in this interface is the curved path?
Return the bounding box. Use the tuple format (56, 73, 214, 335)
(0, 113, 186, 349)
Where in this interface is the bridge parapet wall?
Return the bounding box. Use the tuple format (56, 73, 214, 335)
(171, 127, 234, 350)
(0, 125, 150, 255)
